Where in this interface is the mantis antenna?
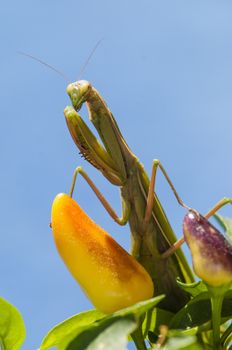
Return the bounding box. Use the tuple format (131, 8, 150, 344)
(18, 39, 102, 82)
(17, 51, 70, 81)
(77, 39, 102, 80)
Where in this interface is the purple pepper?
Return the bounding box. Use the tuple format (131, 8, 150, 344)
(183, 210, 232, 287)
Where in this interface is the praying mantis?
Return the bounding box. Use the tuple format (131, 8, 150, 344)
(64, 80, 232, 316)
(21, 50, 232, 348)
(63, 80, 195, 312)
(19, 51, 195, 311)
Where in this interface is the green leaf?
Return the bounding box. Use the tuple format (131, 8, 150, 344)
(0, 297, 26, 350)
(170, 290, 232, 333)
(66, 316, 137, 350)
(40, 296, 164, 350)
(214, 214, 232, 245)
(39, 309, 105, 350)
(164, 335, 203, 350)
(112, 295, 165, 319)
(176, 280, 207, 297)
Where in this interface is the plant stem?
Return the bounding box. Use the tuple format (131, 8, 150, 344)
(131, 325, 147, 350)
(210, 292, 224, 349)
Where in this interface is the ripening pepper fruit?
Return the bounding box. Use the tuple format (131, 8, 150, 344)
(51, 193, 154, 314)
(183, 210, 232, 287)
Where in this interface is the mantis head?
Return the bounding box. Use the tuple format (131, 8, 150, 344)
(64, 80, 135, 186)
(66, 80, 92, 111)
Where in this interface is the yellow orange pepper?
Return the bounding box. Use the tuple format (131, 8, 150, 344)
(51, 193, 154, 314)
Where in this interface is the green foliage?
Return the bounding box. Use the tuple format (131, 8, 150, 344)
(66, 316, 137, 350)
(37, 278, 232, 349)
(39, 296, 164, 350)
(39, 310, 105, 350)
(170, 290, 232, 332)
(0, 297, 25, 350)
(176, 280, 207, 297)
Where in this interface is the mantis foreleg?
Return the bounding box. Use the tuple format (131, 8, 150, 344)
(69, 166, 130, 225)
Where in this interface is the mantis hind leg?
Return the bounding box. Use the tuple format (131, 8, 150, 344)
(163, 197, 232, 258)
(144, 159, 189, 225)
(69, 166, 130, 226)
(204, 197, 232, 219)
(143, 159, 232, 257)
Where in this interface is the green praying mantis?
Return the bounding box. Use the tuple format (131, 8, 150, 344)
(64, 80, 195, 313)
(64, 78, 232, 317)
(19, 50, 196, 311)
(21, 50, 232, 348)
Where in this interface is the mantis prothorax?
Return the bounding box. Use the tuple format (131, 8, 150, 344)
(64, 80, 194, 312)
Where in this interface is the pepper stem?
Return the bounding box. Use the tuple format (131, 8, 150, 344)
(207, 285, 228, 349)
(210, 293, 223, 349)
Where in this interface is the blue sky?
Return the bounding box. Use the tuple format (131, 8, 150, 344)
(1, 1, 232, 348)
